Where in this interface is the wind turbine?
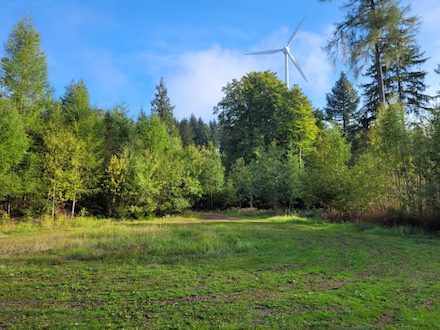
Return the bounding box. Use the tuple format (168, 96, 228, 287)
(245, 16, 308, 88)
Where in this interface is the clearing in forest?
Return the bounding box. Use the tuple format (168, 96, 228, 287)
(0, 214, 439, 328)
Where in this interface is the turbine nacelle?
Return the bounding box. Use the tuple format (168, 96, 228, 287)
(245, 16, 308, 88)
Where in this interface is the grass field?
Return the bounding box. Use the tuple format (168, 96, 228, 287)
(0, 214, 439, 329)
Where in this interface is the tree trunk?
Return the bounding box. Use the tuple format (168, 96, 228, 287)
(51, 193, 55, 219)
(7, 197, 11, 216)
(396, 60, 403, 101)
(343, 112, 347, 134)
(374, 43, 386, 107)
(71, 196, 76, 218)
(368, 0, 386, 108)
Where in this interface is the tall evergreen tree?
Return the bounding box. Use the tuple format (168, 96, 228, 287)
(361, 4, 429, 118)
(102, 104, 134, 162)
(1, 17, 51, 215)
(178, 118, 195, 146)
(196, 118, 209, 146)
(151, 77, 176, 134)
(0, 17, 50, 119)
(326, 0, 415, 119)
(325, 72, 360, 135)
(208, 120, 220, 148)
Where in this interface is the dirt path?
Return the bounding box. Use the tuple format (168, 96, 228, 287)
(199, 213, 241, 220)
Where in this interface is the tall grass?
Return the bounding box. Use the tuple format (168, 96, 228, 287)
(0, 217, 256, 261)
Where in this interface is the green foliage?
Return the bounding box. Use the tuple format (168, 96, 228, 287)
(151, 77, 176, 135)
(425, 109, 440, 214)
(229, 158, 254, 208)
(178, 115, 219, 147)
(124, 114, 202, 217)
(370, 103, 412, 210)
(178, 117, 195, 146)
(0, 99, 28, 201)
(216, 71, 318, 168)
(327, 1, 428, 125)
(286, 86, 319, 164)
(59, 80, 104, 216)
(362, 4, 429, 116)
(103, 152, 129, 217)
(251, 145, 287, 210)
(0, 17, 49, 119)
(0, 15, 439, 225)
(102, 103, 134, 161)
(227, 145, 302, 211)
(301, 126, 351, 210)
(325, 71, 360, 135)
(0, 16, 51, 216)
(187, 143, 224, 208)
(44, 106, 87, 217)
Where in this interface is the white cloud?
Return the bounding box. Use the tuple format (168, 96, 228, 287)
(293, 30, 333, 98)
(167, 28, 333, 120)
(167, 46, 264, 120)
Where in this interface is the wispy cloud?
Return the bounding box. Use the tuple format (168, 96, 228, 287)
(167, 46, 262, 120)
(167, 28, 333, 120)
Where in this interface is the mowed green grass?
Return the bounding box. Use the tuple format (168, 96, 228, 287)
(0, 215, 439, 329)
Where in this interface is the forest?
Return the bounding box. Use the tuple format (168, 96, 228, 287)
(0, 0, 439, 230)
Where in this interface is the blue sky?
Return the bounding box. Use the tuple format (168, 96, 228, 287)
(1, 0, 439, 120)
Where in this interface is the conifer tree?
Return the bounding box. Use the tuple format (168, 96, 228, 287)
(325, 0, 402, 108)
(178, 118, 195, 146)
(0, 17, 50, 119)
(208, 120, 220, 147)
(0, 17, 51, 215)
(325, 72, 360, 135)
(103, 104, 133, 162)
(361, 4, 429, 118)
(151, 77, 176, 134)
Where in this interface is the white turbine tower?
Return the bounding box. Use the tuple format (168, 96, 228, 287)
(245, 16, 308, 88)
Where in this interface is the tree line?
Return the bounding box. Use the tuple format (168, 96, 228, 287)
(0, 18, 224, 219)
(1, 0, 439, 228)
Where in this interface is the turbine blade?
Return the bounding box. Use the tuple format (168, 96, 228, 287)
(287, 15, 307, 47)
(287, 51, 308, 83)
(245, 49, 283, 55)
